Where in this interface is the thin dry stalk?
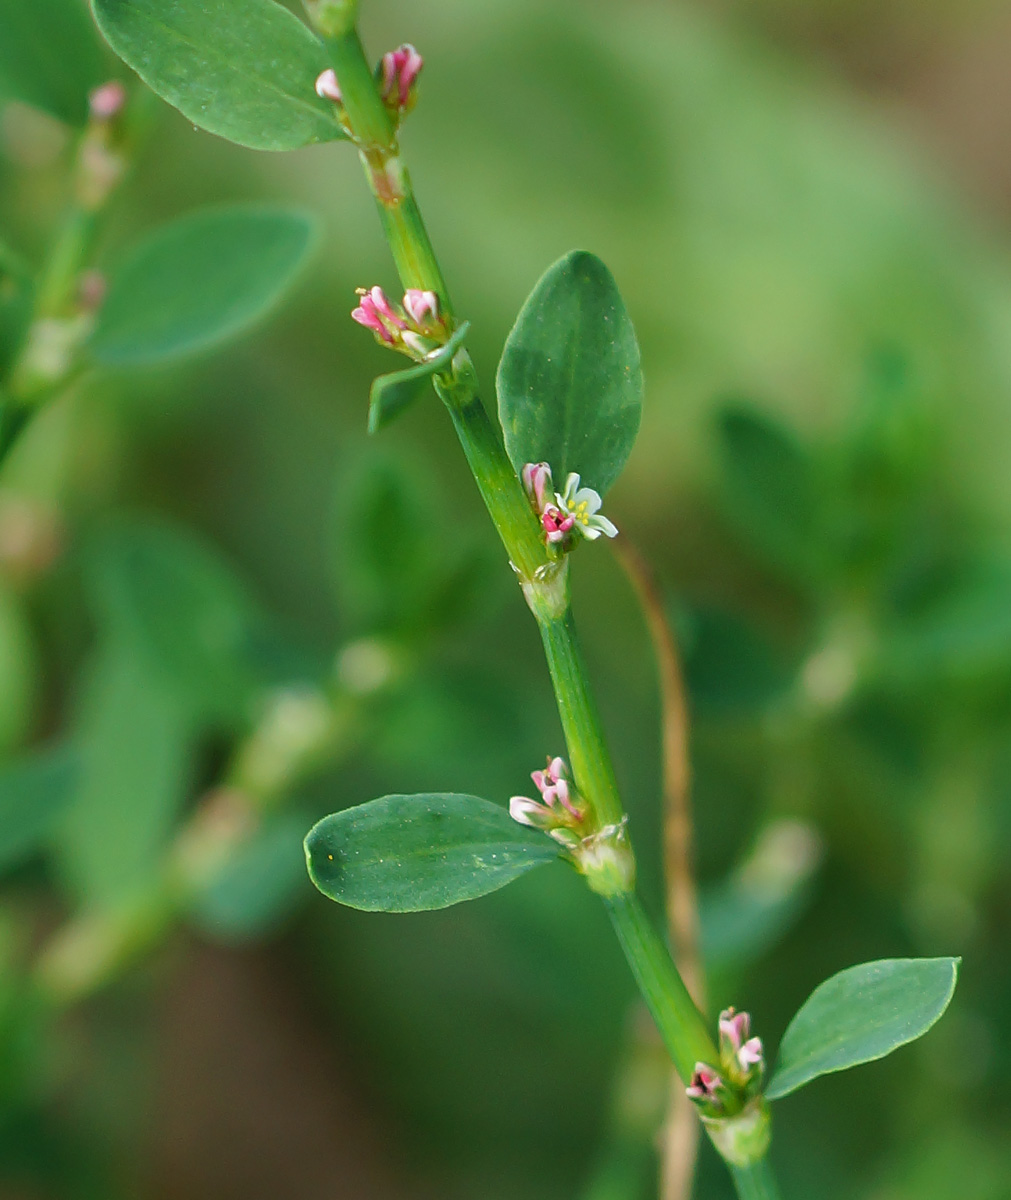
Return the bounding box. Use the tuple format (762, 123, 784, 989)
(613, 536, 705, 1200)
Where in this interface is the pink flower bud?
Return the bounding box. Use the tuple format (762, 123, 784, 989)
(510, 796, 548, 828)
(351, 299, 396, 344)
(719, 1008, 751, 1054)
(367, 286, 405, 328)
(522, 463, 553, 513)
(381, 43, 424, 108)
(403, 289, 439, 327)
(315, 68, 343, 103)
(739, 1037, 764, 1070)
(89, 81, 126, 121)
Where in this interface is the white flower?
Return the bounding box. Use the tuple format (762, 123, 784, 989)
(557, 473, 618, 540)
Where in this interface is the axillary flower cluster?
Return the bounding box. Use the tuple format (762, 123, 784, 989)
(316, 42, 423, 130)
(351, 286, 448, 362)
(509, 756, 586, 848)
(687, 1007, 765, 1117)
(510, 756, 635, 895)
(521, 462, 618, 551)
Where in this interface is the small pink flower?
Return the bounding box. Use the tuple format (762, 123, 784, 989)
(89, 81, 126, 120)
(381, 44, 424, 109)
(509, 756, 585, 836)
(530, 756, 580, 817)
(315, 68, 343, 103)
(351, 286, 408, 346)
(403, 289, 439, 327)
(686, 1063, 724, 1102)
(542, 504, 575, 544)
(351, 294, 396, 343)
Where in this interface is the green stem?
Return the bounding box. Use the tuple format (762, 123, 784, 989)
(604, 893, 716, 1084)
(323, 30, 451, 305)
(33, 207, 96, 319)
(323, 25, 783, 1197)
(441, 384, 544, 578)
(538, 609, 623, 826)
(730, 1160, 782, 1200)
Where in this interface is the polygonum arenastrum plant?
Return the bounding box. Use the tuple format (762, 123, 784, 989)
(86, 1, 962, 1196)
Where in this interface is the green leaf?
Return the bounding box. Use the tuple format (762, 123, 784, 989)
(90, 205, 317, 366)
(0, 746, 77, 875)
(57, 645, 192, 906)
(0, 0, 106, 125)
(305, 793, 561, 912)
(332, 452, 439, 632)
(368, 323, 471, 435)
(82, 517, 259, 725)
(716, 404, 821, 579)
(90, 0, 344, 150)
(497, 250, 642, 497)
(766, 957, 960, 1100)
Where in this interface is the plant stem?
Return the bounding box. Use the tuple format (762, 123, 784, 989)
(441, 386, 545, 578)
(730, 1160, 782, 1200)
(538, 610, 623, 827)
(325, 24, 784, 1199)
(604, 893, 716, 1085)
(324, 30, 451, 304)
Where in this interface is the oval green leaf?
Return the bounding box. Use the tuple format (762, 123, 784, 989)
(90, 0, 345, 150)
(368, 323, 471, 434)
(90, 205, 317, 366)
(0, 0, 107, 126)
(305, 793, 561, 912)
(497, 250, 643, 497)
(766, 956, 960, 1100)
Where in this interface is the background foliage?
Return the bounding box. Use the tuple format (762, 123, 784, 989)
(1, 0, 1010, 1197)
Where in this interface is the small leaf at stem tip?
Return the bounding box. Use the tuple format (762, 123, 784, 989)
(90, 0, 346, 150)
(304, 793, 561, 912)
(765, 956, 960, 1100)
(367, 323, 471, 435)
(89, 205, 317, 366)
(496, 250, 643, 498)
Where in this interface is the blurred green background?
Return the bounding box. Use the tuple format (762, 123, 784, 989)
(1, 0, 1010, 1196)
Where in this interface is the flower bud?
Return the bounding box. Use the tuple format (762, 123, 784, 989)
(521, 462, 553, 513)
(380, 44, 423, 113)
(315, 69, 342, 103)
(718, 1007, 764, 1086)
(403, 288, 439, 327)
(89, 81, 126, 121)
